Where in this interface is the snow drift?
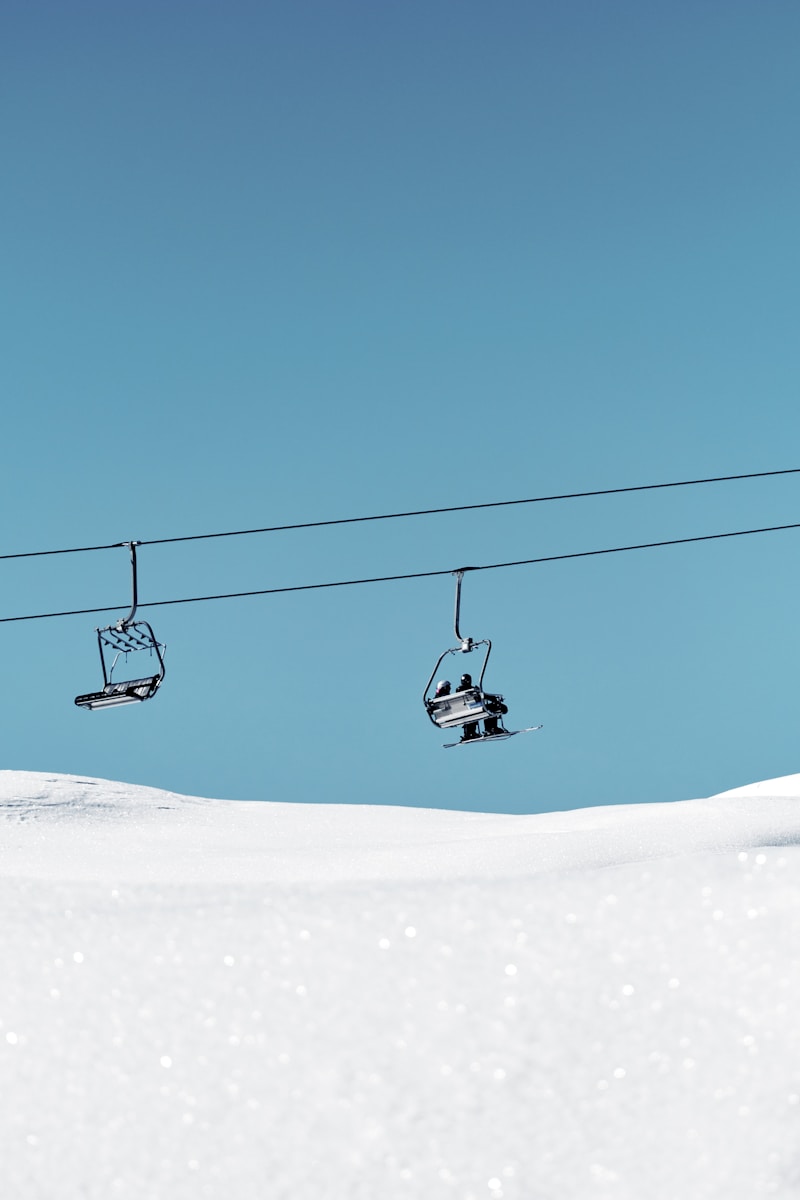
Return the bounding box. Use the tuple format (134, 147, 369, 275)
(2, 770, 800, 1198)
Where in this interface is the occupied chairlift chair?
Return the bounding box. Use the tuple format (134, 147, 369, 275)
(423, 569, 508, 737)
(74, 542, 166, 711)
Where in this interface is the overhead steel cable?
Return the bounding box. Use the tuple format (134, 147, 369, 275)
(0, 540, 126, 561)
(138, 466, 800, 546)
(1, 466, 799, 561)
(2, 517, 799, 625)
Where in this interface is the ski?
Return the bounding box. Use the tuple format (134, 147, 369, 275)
(443, 725, 543, 748)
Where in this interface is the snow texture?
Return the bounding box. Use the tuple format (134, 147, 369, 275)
(2, 769, 800, 1199)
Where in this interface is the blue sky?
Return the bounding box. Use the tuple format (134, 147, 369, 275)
(3, 0, 800, 813)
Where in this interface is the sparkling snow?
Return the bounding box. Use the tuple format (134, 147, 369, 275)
(2, 769, 800, 1198)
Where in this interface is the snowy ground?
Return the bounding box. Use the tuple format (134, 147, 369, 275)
(2, 771, 800, 1199)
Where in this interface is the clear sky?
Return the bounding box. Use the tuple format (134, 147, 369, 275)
(3, 0, 800, 813)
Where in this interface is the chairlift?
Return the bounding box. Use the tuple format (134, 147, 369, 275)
(74, 542, 166, 711)
(423, 569, 509, 738)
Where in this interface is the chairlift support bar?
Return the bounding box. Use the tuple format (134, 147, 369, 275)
(453, 567, 475, 646)
(119, 540, 141, 628)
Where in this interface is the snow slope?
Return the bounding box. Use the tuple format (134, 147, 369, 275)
(2, 770, 800, 1199)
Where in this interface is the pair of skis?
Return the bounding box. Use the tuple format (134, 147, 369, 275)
(443, 725, 543, 749)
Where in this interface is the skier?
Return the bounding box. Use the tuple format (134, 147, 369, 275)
(434, 680, 451, 698)
(456, 673, 481, 741)
(457, 673, 509, 738)
(483, 692, 509, 736)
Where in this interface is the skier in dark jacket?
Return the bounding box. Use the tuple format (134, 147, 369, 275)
(456, 673, 481, 741)
(482, 692, 509, 736)
(457, 673, 509, 738)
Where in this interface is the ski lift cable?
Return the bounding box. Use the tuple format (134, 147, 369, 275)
(1, 466, 799, 561)
(2, 517, 800, 624)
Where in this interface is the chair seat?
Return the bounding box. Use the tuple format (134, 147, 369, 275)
(75, 676, 161, 710)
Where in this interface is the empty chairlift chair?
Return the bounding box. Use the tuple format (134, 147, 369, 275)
(74, 542, 166, 711)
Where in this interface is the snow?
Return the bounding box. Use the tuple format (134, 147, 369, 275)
(2, 771, 800, 1198)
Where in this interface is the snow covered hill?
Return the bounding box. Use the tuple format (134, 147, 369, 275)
(2, 770, 800, 1199)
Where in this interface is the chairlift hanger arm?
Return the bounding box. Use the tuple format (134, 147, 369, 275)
(453, 567, 478, 645)
(422, 572, 493, 711)
(120, 541, 141, 628)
